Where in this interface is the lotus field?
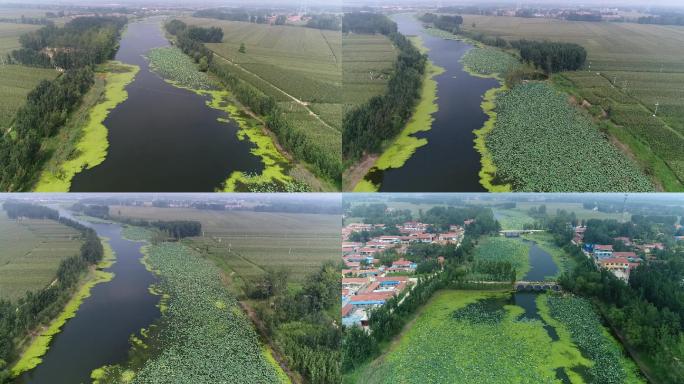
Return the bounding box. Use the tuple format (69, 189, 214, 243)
(461, 47, 520, 76)
(546, 295, 644, 384)
(472, 236, 530, 279)
(486, 82, 654, 191)
(112, 240, 283, 382)
(355, 290, 566, 383)
(147, 47, 212, 90)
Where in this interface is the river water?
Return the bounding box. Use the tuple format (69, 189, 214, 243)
(367, 14, 499, 192)
(15, 212, 159, 384)
(69, 18, 262, 192)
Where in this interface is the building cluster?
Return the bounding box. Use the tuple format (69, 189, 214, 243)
(341, 220, 465, 327)
(572, 226, 665, 281)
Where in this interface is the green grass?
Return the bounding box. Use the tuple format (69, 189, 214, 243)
(493, 208, 536, 230)
(461, 15, 684, 190)
(473, 236, 530, 280)
(486, 82, 653, 191)
(110, 206, 339, 283)
(347, 290, 590, 383)
(0, 209, 83, 301)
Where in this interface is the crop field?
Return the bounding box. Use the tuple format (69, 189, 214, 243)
(460, 15, 684, 190)
(472, 236, 530, 279)
(342, 33, 396, 107)
(0, 210, 82, 301)
(348, 290, 596, 384)
(179, 17, 342, 181)
(493, 208, 535, 230)
(110, 206, 339, 283)
(0, 22, 58, 130)
(486, 82, 654, 191)
(100, 240, 284, 382)
(461, 46, 520, 76)
(511, 202, 630, 221)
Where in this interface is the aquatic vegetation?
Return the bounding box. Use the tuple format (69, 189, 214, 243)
(351, 290, 563, 383)
(486, 82, 654, 191)
(34, 62, 139, 192)
(475, 85, 512, 192)
(355, 37, 444, 192)
(98, 241, 283, 383)
(461, 47, 521, 77)
(546, 295, 645, 384)
(452, 300, 506, 324)
(11, 238, 116, 377)
(147, 47, 212, 90)
(472, 236, 530, 280)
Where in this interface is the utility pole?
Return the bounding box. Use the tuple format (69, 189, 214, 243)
(653, 102, 659, 117)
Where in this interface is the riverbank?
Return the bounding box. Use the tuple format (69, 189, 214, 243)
(33, 62, 139, 192)
(10, 238, 116, 378)
(352, 36, 444, 192)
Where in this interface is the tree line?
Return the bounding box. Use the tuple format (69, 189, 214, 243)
(0, 16, 126, 192)
(418, 13, 464, 33)
(166, 19, 342, 187)
(0, 203, 104, 382)
(115, 216, 202, 240)
(342, 12, 426, 161)
(542, 215, 684, 383)
(246, 263, 341, 383)
(305, 14, 341, 31)
(512, 40, 587, 73)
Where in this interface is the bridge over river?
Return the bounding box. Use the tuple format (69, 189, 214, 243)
(515, 281, 561, 291)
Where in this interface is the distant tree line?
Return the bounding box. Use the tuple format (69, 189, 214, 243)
(0, 203, 104, 382)
(166, 19, 342, 186)
(511, 40, 587, 73)
(638, 13, 684, 26)
(193, 8, 272, 24)
(564, 12, 602, 22)
(115, 215, 202, 239)
(0, 16, 53, 25)
(342, 12, 426, 161)
(187, 25, 223, 43)
(305, 14, 341, 31)
(72, 203, 110, 219)
(0, 16, 126, 192)
(418, 13, 464, 33)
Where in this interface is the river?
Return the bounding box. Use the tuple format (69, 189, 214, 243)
(366, 14, 499, 192)
(15, 212, 159, 384)
(69, 18, 262, 192)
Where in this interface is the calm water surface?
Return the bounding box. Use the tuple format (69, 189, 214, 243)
(370, 14, 499, 192)
(70, 18, 262, 192)
(15, 212, 159, 384)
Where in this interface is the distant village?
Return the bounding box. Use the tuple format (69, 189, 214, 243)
(341, 220, 466, 328)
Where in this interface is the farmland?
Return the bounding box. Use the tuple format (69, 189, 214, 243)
(179, 17, 342, 186)
(93, 238, 286, 383)
(342, 33, 396, 108)
(110, 206, 339, 283)
(0, 209, 82, 301)
(485, 82, 654, 191)
(0, 22, 58, 130)
(460, 15, 684, 190)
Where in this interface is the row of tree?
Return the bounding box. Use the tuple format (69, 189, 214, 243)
(165, 19, 342, 186)
(1, 16, 126, 191)
(419, 13, 464, 33)
(248, 263, 341, 383)
(512, 40, 587, 73)
(0, 203, 104, 382)
(343, 13, 426, 161)
(114, 215, 202, 240)
(305, 14, 341, 31)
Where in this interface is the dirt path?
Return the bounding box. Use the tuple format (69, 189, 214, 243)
(342, 154, 379, 191)
(211, 52, 336, 132)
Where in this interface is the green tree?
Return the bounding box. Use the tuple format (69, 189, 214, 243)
(238, 42, 246, 53)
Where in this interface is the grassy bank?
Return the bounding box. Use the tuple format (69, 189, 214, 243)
(353, 36, 444, 192)
(34, 61, 139, 192)
(10, 237, 116, 377)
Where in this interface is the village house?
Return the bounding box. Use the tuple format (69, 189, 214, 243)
(593, 244, 613, 259)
